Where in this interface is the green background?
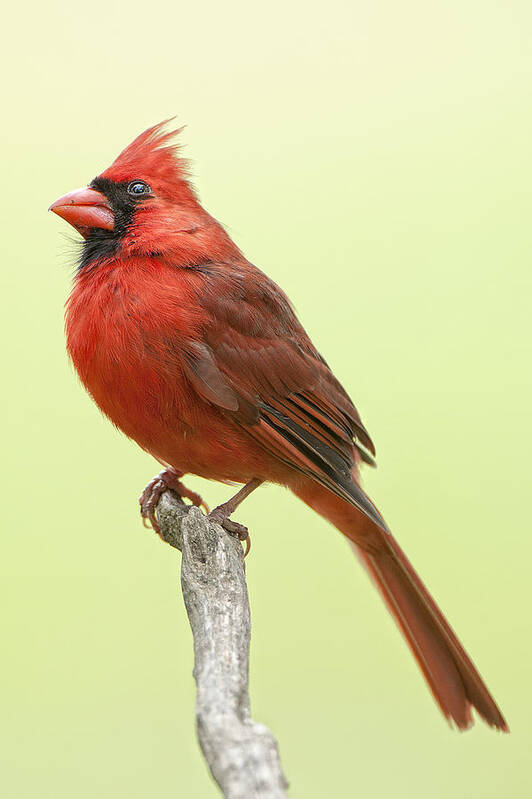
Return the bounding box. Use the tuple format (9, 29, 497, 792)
(2, 1, 530, 796)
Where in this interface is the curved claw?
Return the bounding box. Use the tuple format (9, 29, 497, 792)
(209, 513, 251, 557)
(181, 487, 210, 514)
(139, 469, 208, 537)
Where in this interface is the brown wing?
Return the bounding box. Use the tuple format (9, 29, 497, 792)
(183, 261, 386, 530)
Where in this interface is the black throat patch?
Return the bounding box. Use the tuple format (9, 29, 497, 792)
(78, 178, 140, 270)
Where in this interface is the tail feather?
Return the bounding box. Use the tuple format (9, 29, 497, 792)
(355, 540, 507, 730)
(293, 481, 508, 731)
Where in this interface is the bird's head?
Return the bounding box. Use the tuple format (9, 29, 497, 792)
(50, 121, 235, 268)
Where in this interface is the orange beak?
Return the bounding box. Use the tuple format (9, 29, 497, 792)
(49, 187, 114, 238)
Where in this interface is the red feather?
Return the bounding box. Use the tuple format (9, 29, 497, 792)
(54, 122, 507, 732)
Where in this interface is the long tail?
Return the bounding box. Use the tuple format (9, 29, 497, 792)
(293, 481, 508, 731)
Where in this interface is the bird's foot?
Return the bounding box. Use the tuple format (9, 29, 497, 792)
(209, 508, 251, 557)
(139, 468, 209, 535)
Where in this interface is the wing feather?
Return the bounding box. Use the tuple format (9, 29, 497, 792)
(182, 261, 383, 527)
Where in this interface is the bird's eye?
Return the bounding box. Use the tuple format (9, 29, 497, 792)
(127, 181, 151, 197)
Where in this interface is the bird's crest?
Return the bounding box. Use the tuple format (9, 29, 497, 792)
(101, 120, 192, 189)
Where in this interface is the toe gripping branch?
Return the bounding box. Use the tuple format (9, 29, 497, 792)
(139, 468, 209, 535)
(139, 471, 262, 557)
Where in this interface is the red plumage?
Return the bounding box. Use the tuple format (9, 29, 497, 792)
(51, 122, 507, 731)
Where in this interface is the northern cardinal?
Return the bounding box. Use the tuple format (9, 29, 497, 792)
(50, 121, 507, 731)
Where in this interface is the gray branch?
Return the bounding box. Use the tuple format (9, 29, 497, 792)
(157, 491, 289, 799)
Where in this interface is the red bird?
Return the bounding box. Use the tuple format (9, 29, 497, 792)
(50, 121, 507, 731)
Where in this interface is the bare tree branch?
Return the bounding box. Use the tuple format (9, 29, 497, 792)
(157, 491, 289, 799)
